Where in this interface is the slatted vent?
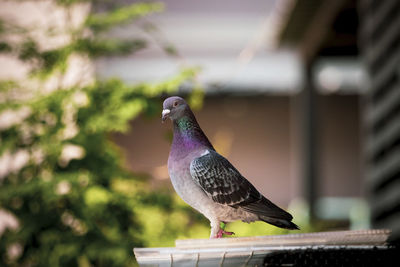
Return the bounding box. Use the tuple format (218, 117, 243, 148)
(360, 0, 400, 242)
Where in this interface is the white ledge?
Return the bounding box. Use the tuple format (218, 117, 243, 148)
(134, 229, 392, 266)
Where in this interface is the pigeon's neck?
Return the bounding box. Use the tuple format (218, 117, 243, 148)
(172, 111, 213, 153)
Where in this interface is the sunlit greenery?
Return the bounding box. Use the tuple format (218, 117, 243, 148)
(0, 1, 203, 266)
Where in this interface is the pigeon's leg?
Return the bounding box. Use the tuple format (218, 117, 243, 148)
(216, 229, 235, 238)
(211, 221, 235, 238)
(210, 220, 220, 238)
(216, 222, 234, 238)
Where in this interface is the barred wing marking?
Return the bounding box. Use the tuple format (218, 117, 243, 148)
(189, 150, 260, 206)
(189, 150, 293, 220)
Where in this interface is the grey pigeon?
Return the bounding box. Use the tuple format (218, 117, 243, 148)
(162, 96, 299, 238)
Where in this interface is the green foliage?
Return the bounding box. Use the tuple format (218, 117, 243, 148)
(87, 2, 164, 33)
(0, 2, 164, 79)
(75, 38, 147, 57)
(0, 1, 205, 266)
(0, 42, 11, 53)
(18, 40, 72, 78)
(0, 73, 202, 266)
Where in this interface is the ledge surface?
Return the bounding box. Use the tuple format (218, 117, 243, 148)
(134, 229, 393, 267)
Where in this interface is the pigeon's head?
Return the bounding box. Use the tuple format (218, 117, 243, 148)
(162, 96, 188, 122)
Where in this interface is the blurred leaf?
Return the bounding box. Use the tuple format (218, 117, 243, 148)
(18, 39, 40, 61)
(163, 44, 178, 56)
(17, 40, 72, 78)
(87, 2, 164, 33)
(37, 47, 71, 76)
(56, 0, 91, 6)
(75, 38, 146, 57)
(188, 86, 205, 111)
(0, 42, 12, 53)
(84, 186, 112, 206)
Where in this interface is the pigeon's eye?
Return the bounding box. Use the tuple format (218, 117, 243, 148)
(173, 101, 179, 107)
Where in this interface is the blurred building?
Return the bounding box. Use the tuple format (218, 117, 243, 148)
(274, 0, 366, 225)
(271, 0, 400, 243)
(108, 0, 369, 229)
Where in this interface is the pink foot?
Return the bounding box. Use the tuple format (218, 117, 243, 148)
(215, 229, 235, 238)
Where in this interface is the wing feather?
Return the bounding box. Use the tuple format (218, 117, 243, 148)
(190, 150, 254, 205)
(190, 150, 293, 220)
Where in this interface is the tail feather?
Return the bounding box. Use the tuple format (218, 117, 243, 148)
(239, 195, 300, 230)
(241, 196, 293, 221)
(260, 216, 300, 230)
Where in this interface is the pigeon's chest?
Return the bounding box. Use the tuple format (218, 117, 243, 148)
(168, 151, 197, 192)
(168, 150, 208, 209)
(167, 142, 204, 181)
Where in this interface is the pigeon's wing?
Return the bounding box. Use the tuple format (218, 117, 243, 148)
(189, 150, 292, 220)
(190, 150, 257, 206)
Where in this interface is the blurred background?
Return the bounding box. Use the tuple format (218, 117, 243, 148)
(0, 0, 399, 266)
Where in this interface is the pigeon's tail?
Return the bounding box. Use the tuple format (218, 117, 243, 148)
(241, 195, 300, 230)
(259, 216, 300, 230)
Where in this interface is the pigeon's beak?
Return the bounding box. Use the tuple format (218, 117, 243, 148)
(161, 109, 170, 123)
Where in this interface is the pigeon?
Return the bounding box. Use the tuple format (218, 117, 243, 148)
(162, 96, 299, 238)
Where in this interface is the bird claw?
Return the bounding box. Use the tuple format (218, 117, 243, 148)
(215, 229, 235, 238)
